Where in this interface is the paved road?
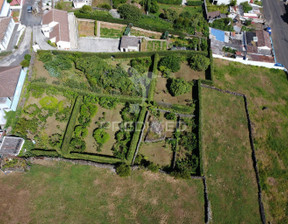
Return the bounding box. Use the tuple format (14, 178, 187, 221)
(263, 0, 288, 68)
(20, 0, 42, 26)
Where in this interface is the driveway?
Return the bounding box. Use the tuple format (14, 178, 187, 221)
(78, 37, 120, 52)
(20, 0, 42, 26)
(263, 0, 288, 68)
(0, 27, 32, 66)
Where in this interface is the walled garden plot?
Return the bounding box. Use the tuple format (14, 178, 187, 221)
(201, 86, 261, 223)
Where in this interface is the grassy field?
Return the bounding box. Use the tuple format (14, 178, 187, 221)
(0, 162, 205, 223)
(92, 0, 111, 7)
(78, 20, 95, 37)
(201, 87, 261, 223)
(213, 59, 288, 223)
(100, 27, 123, 38)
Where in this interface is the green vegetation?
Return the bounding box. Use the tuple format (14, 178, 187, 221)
(93, 128, 110, 145)
(157, 0, 181, 5)
(210, 18, 234, 31)
(20, 54, 31, 67)
(213, 59, 288, 223)
(0, 162, 205, 223)
(115, 163, 131, 177)
(189, 55, 210, 71)
(201, 87, 261, 223)
(167, 78, 192, 96)
(100, 27, 123, 38)
(158, 55, 181, 73)
(240, 1, 253, 13)
(118, 4, 144, 22)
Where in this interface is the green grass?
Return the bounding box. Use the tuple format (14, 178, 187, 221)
(0, 162, 205, 223)
(100, 27, 123, 38)
(212, 59, 288, 223)
(201, 87, 261, 223)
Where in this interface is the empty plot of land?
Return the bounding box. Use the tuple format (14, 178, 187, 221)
(0, 162, 205, 223)
(78, 37, 120, 52)
(78, 20, 95, 37)
(201, 87, 261, 223)
(174, 63, 205, 81)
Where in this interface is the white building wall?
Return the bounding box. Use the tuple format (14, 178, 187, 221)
(213, 0, 248, 5)
(0, 0, 11, 17)
(57, 41, 71, 50)
(73, 1, 88, 8)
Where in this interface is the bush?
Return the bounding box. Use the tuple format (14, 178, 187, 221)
(39, 96, 58, 110)
(164, 112, 177, 120)
(160, 9, 178, 22)
(93, 128, 110, 145)
(118, 4, 142, 22)
(20, 59, 30, 67)
(80, 5, 92, 13)
(116, 163, 131, 177)
(167, 78, 191, 96)
(38, 51, 52, 62)
(24, 54, 31, 61)
(158, 55, 181, 73)
(147, 162, 159, 172)
(188, 55, 210, 71)
(186, 1, 202, 6)
(112, 0, 126, 8)
(98, 3, 111, 10)
(240, 2, 252, 13)
(156, 0, 181, 5)
(210, 18, 234, 31)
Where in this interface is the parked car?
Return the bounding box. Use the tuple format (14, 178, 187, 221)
(27, 6, 33, 13)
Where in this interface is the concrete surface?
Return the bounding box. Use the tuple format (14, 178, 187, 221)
(78, 37, 120, 52)
(263, 0, 288, 68)
(20, 0, 42, 26)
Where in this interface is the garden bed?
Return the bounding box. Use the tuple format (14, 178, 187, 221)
(78, 20, 96, 37)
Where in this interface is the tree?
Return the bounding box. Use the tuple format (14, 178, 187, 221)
(160, 9, 178, 22)
(20, 59, 30, 67)
(80, 5, 92, 13)
(158, 55, 181, 73)
(230, 0, 237, 6)
(93, 128, 110, 145)
(167, 78, 191, 96)
(188, 55, 210, 71)
(118, 4, 142, 21)
(116, 163, 131, 177)
(240, 2, 252, 13)
(142, 0, 159, 13)
(211, 18, 234, 31)
(24, 54, 31, 61)
(164, 112, 177, 120)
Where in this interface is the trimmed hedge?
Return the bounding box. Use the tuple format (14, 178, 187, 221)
(197, 80, 203, 176)
(61, 96, 82, 155)
(30, 149, 60, 157)
(147, 53, 159, 102)
(126, 106, 147, 163)
(68, 152, 122, 164)
(157, 0, 182, 5)
(186, 1, 202, 6)
(205, 39, 214, 82)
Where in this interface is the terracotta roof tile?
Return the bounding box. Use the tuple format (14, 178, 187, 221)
(256, 30, 271, 48)
(0, 66, 22, 97)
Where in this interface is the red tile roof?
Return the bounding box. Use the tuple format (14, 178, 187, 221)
(0, 66, 22, 97)
(42, 9, 70, 42)
(256, 30, 271, 48)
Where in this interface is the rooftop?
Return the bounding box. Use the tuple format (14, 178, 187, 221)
(0, 136, 24, 156)
(210, 28, 225, 42)
(120, 36, 140, 48)
(0, 17, 11, 42)
(42, 9, 70, 42)
(0, 66, 22, 97)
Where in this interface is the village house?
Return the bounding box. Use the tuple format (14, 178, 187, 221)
(246, 30, 272, 55)
(120, 36, 141, 52)
(0, 17, 15, 52)
(0, 66, 26, 128)
(0, 0, 11, 17)
(41, 9, 71, 50)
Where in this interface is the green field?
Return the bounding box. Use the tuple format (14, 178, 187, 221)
(0, 162, 205, 223)
(212, 59, 288, 224)
(201, 87, 261, 223)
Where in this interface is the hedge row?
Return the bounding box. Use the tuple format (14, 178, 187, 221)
(61, 96, 82, 155)
(197, 80, 204, 176)
(157, 0, 182, 5)
(147, 53, 160, 102)
(74, 11, 185, 36)
(51, 49, 208, 59)
(171, 104, 194, 113)
(126, 106, 147, 163)
(186, 1, 203, 6)
(67, 152, 122, 164)
(205, 39, 214, 82)
(30, 149, 60, 157)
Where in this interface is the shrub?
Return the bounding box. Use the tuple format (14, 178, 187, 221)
(70, 137, 86, 152)
(20, 59, 30, 67)
(39, 96, 58, 110)
(240, 1, 252, 13)
(118, 4, 142, 22)
(167, 78, 191, 96)
(112, 0, 126, 8)
(164, 112, 177, 120)
(186, 1, 202, 6)
(158, 55, 181, 73)
(210, 18, 234, 31)
(80, 5, 92, 13)
(24, 54, 31, 61)
(147, 162, 159, 172)
(93, 128, 110, 145)
(116, 163, 131, 177)
(188, 55, 210, 71)
(160, 9, 178, 22)
(156, 0, 181, 5)
(98, 3, 111, 10)
(38, 51, 52, 62)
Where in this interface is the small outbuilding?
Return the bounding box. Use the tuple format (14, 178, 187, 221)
(0, 136, 24, 156)
(120, 36, 141, 52)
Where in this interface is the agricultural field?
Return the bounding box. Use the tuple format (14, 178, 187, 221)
(130, 28, 162, 39)
(13, 86, 74, 151)
(78, 20, 96, 37)
(0, 162, 205, 223)
(141, 40, 167, 51)
(201, 87, 261, 223)
(212, 59, 288, 224)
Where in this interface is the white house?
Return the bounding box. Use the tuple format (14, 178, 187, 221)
(41, 9, 71, 50)
(0, 0, 11, 17)
(73, 0, 90, 9)
(0, 66, 26, 128)
(120, 36, 141, 52)
(0, 17, 15, 52)
(212, 0, 249, 5)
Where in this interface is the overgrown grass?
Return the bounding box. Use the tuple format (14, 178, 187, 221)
(100, 27, 123, 38)
(201, 87, 261, 223)
(213, 59, 288, 224)
(0, 162, 205, 223)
